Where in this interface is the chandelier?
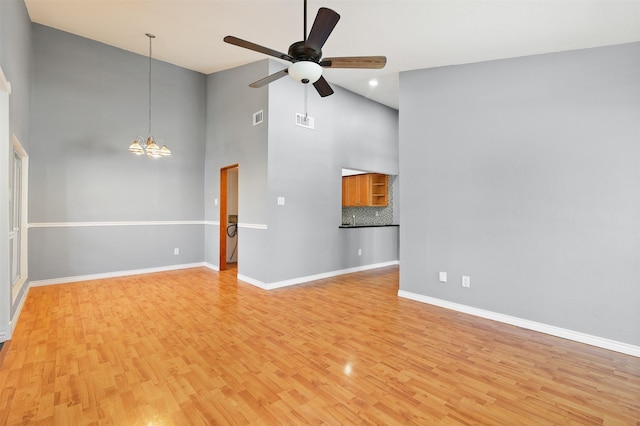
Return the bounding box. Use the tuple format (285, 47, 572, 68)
(128, 33, 171, 158)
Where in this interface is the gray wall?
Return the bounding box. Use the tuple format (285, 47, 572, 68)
(265, 61, 399, 283)
(399, 43, 640, 345)
(0, 0, 31, 151)
(29, 25, 206, 280)
(0, 0, 32, 324)
(204, 60, 270, 279)
(204, 59, 399, 284)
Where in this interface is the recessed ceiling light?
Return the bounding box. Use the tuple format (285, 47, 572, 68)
(369, 79, 379, 87)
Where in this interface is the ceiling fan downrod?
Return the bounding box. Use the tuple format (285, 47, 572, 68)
(303, 0, 307, 41)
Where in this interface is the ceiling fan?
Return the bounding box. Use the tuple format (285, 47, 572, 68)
(223, 0, 386, 97)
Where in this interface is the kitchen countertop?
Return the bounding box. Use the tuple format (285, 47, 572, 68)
(339, 224, 400, 229)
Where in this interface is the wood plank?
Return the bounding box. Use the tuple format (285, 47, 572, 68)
(0, 266, 638, 424)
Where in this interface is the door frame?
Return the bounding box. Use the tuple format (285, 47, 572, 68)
(219, 164, 238, 271)
(1, 66, 11, 341)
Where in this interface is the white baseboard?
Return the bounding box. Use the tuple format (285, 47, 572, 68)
(0, 284, 30, 342)
(29, 263, 206, 287)
(237, 274, 265, 288)
(398, 290, 640, 358)
(203, 262, 219, 271)
(10, 285, 30, 337)
(0, 322, 8, 342)
(239, 260, 400, 290)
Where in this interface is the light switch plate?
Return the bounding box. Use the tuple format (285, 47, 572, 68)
(277, 196, 285, 206)
(439, 272, 447, 283)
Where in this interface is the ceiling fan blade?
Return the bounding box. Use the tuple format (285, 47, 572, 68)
(305, 8, 340, 52)
(249, 69, 289, 88)
(320, 56, 387, 69)
(224, 36, 294, 62)
(313, 76, 334, 97)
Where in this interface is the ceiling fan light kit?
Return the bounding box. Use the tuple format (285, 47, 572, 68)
(288, 61, 322, 84)
(224, 0, 386, 98)
(128, 33, 171, 158)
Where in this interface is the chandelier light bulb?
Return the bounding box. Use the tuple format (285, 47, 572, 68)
(128, 138, 144, 155)
(145, 136, 160, 157)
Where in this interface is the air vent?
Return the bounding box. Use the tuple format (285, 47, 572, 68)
(295, 113, 315, 129)
(253, 110, 264, 126)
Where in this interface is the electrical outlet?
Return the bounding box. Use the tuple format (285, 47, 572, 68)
(174, 248, 180, 255)
(358, 248, 362, 256)
(439, 272, 447, 283)
(462, 276, 471, 288)
(375, 211, 379, 217)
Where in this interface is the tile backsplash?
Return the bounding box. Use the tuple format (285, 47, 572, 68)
(342, 175, 395, 225)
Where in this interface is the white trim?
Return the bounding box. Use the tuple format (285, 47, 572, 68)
(397, 290, 640, 358)
(29, 263, 205, 287)
(203, 262, 219, 271)
(0, 66, 10, 343)
(28, 220, 205, 228)
(237, 274, 265, 288)
(10, 135, 29, 304)
(26, 220, 269, 230)
(239, 260, 399, 290)
(0, 66, 11, 94)
(237, 223, 268, 230)
(10, 284, 29, 337)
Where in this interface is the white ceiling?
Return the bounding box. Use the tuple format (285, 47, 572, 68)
(24, 1, 640, 109)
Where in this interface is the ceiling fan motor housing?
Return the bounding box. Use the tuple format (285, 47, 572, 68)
(288, 41, 322, 62)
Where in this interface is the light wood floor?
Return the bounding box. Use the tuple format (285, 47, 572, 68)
(1, 266, 638, 424)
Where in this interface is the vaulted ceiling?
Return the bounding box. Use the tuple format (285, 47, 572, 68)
(24, 1, 640, 109)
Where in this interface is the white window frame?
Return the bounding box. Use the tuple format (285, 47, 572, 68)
(9, 135, 28, 303)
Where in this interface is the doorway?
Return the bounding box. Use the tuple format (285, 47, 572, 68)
(220, 164, 239, 271)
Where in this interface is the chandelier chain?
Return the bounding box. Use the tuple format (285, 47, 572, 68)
(148, 34, 153, 136)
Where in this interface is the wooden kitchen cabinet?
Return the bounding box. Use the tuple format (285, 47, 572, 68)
(369, 173, 388, 206)
(342, 176, 348, 206)
(342, 173, 388, 207)
(344, 174, 370, 207)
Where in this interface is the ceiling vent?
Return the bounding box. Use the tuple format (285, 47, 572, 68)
(295, 113, 314, 129)
(253, 110, 264, 126)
